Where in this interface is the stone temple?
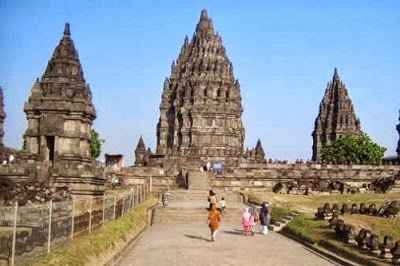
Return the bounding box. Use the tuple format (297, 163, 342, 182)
(312, 68, 362, 161)
(21, 23, 103, 195)
(0, 87, 5, 147)
(135, 10, 264, 169)
(397, 110, 400, 156)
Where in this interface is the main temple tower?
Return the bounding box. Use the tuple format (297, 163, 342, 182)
(155, 10, 245, 167)
(312, 68, 362, 161)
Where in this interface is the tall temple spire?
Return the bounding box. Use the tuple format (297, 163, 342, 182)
(23, 23, 101, 194)
(43, 22, 85, 83)
(333, 67, 339, 81)
(397, 109, 400, 156)
(156, 9, 245, 167)
(63, 22, 71, 36)
(134, 135, 148, 166)
(254, 139, 265, 163)
(311, 68, 362, 161)
(0, 86, 5, 147)
(195, 9, 214, 35)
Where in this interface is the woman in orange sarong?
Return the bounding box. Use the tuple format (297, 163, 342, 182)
(207, 204, 221, 242)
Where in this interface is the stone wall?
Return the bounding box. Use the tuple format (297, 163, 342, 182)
(120, 163, 400, 193)
(2, 162, 399, 196)
(216, 163, 399, 193)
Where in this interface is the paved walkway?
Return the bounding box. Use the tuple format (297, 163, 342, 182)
(112, 219, 340, 266)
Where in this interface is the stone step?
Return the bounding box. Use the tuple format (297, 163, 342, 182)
(152, 206, 243, 223)
(163, 189, 241, 202)
(268, 212, 299, 232)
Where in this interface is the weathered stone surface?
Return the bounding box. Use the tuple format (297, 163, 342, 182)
(153, 10, 247, 168)
(0, 87, 5, 147)
(23, 23, 96, 164)
(312, 68, 362, 161)
(134, 136, 148, 166)
(187, 171, 210, 190)
(397, 109, 400, 156)
(19, 23, 103, 195)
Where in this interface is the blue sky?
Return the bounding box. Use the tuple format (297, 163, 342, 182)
(0, 1, 399, 165)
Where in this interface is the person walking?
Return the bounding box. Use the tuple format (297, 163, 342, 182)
(259, 202, 269, 235)
(219, 197, 226, 215)
(207, 204, 221, 242)
(249, 204, 259, 235)
(207, 190, 218, 210)
(241, 207, 251, 236)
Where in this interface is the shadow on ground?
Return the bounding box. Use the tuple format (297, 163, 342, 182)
(184, 234, 210, 242)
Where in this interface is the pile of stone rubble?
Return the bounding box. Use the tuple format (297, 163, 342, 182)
(0, 178, 70, 206)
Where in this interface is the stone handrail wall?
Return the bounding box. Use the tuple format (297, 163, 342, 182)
(118, 163, 399, 193)
(212, 164, 399, 192)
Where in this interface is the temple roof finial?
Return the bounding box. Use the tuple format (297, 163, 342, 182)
(333, 67, 339, 81)
(201, 9, 208, 20)
(196, 9, 214, 34)
(64, 22, 71, 36)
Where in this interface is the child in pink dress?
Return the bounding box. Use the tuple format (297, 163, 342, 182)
(242, 207, 251, 236)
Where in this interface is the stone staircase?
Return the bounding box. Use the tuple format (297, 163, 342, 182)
(268, 212, 299, 232)
(151, 189, 299, 232)
(151, 189, 244, 224)
(165, 189, 240, 202)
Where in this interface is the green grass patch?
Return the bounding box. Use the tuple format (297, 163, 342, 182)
(282, 213, 322, 244)
(269, 206, 293, 224)
(282, 213, 390, 266)
(247, 193, 295, 224)
(246, 193, 264, 205)
(28, 194, 158, 266)
(255, 192, 400, 265)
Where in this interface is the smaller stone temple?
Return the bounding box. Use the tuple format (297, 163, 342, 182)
(0, 87, 5, 147)
(134, 135, 149, 166)
(244, 139, 266, 164)
(22, 23, 104, 195)
(397, 109, 400, 156)
(312, 68, 362, 161)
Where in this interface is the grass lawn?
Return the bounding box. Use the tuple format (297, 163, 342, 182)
(251, 192, 400, 265)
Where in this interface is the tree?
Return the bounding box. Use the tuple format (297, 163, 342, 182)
(320, 133, 386, 165)
(90, 128, 105, 160)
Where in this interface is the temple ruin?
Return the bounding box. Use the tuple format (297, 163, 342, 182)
(156, 9, 246, 168)
(135, 10, 258, 169)
(20, 23, 104, 195)
(397, 110, 400, 156)
(0, 87, 5, 147)
(312, 68, 362, 161)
